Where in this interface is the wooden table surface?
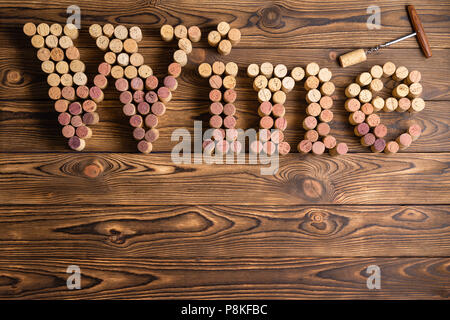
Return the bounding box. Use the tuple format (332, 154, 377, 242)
(0, 0, 449, 299)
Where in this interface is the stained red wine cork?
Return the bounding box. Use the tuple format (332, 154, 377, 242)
(330, 143, 348, 156)
(58, 112, 71, 126)
(305, 129, 319, 142)
(410, 97, 425, 113)
(397, 97, 411, 112)
(370, 65, 383, 79)
(384, 97, 398, 112)
(317, 122, 330, 137)
(209, 115, 223, 128)
(374, 124, 387, 138)
(360, 103, 374, 115)
(393, 66, 409, 82)
(323, 135, 337, 149)
(319, 96, 333, 110)
(223, 115, 237, 129)
(68, 136, 85, 151)
(250, 140, 263, 154)
(216, 139, 230, 155)
(319, 109, 334, 123)
(303, 116, 317, 130)
(173, 50, 188, 67)
(145, 128, 160, 143)
(76, 125, 92, 139)
(271, 104, 285, 118)
(145, 91, 158, 104)
(82, 100, 97, 113)
(361, 133, 376, 147)
(209, 75, 222, 89)
(31, 35, 44, 48)
(115, 78, 129, 92)
(312, 141, 325, 155)
(226, 128, 239, 141)
(354, 122, 370, 137)
(396, 133, 412, 149)
(305, 62, 320, 76)
(68, 102, 82, 115)
(129, 114, 143, 128)
(188, 26, 202, 42)
(345, 83, 361, 98)
(405, 70, 422, 84)
(133, 90, 145, 103)
(297, 140, 312, 154)
(83, 112, 99, 125)
(223, 103, 236, 116)
(263, 141, 276, 156)
(271, 129, 284, 144)
(62, 125, 75, 138)
(230, 140, 242, 154)
(117, 52, 130, 66)
(133, 127, 145, 140)
(178, 38, 192, 54)
(212, 128, 225, 140)
(137, 102, 150, 115)
(408, 124, 422, 141)
(306, 89, 321, 104)
(209, 89, 222, 102)
(384, 141, 399, 154)
(60, 86, 75, 100)
(304, 76, 320, 90)
(278, 141, 290, 155)
(168, 62, 182, 78)
(365, 113, 380, 127)
(260, 116, 274, 129)
(138, 65, 152, 79)
(223, 75, 236, 89)
(372, 96, 385, 111)
(369, 79, 384, 92)
(131, 77, 144, 91)
(306, 103, 321, 117)
(123, 103, 136, 116)
(223, 89, 237, 103)
(37, 47, 51, 61)
(152, 102, 166, 116)
(145, 75, 159, 90)
(54, 99, 69, 113)
(210, 102, 223, 115)
(258, 129, 271, 142)
(130, 53, 144, 67)
(258, 101, 272, 117)
(70, 115, 83, 127)
(274, 117, 287, 131)
(137, 140, 153, 154)
(157, 87, 172, 103)
(89, 86, 104, 103)
(160, 25, 174, 42)
(120, 91, 133, 104)
(371, 138, 386, 153)
(408, 83, 423, 98)
(93, 74, 108, 89)
(247, 64, 260, 78)
(23, 22, 37, 36)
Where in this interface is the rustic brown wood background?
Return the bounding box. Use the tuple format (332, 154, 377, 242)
(0, 0, 449, 299)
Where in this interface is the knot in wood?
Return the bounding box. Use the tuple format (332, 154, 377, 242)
(6, 70, 22, 84)
(83, 161, 103, 178)
(259, 5, 283, 28)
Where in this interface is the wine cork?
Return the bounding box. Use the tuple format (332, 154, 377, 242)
(319, 96, 333, 110)
(393, 66, 409, 82)
(133, 91, 145, 102)
(270, 104, 284, 118)
(47, 73, 60, 87)
(37, 47, 51, 61)
(217, 22, 230, 37)
(384, 141, 399, 154)
(89, 24, 103, 38)
(384, 97, 398, 112)
(262, 141, 276, 156)
(45, 35, 59, 48)
(354, 122, 370, 137)
(306, 89, 321, 104)
(145, 128, 160, 143)
(397, 97, 411, 112)
(64, 24, 79, 40)
(366, 113, 380, 127)
(319, 109, 334, 123)
(210, 102, 224, 115)
(317, 122, 330, 137)
(138, 65, 152, 78)
(223, 89, 237, 103)
(167, 62, 182, 78)
(137, 102, 150, 115)
(247, 64, 260, 78)
(178, 38, 192, 54)
(408, 83, 423, 98)
(303, 116, 317, 130)
(48, 86, 61, 100)
(258, 88, 271, 102)
(260, 116, 274, 129)
(173, 50, 188, 67)
(218, 39, 232, 55)
(113, 25, 128, 40)
(70, 115, 83, 128)
(54, 61, 68, 74)
(96, 35, 110, 50)
(116, 52, 129, 67)
(68, 136, 85, 151)
(291, 67, 305, 81)
(349, 110, 365, 125)
(129, 114, 143, 128)
(372, 96, 385, 112)
(260, 62, 273, 78)
(281, 76, 295, 93)
(320, 81, 335, 96)
(330, 143, 348, 156)
(60, 74, 73, 87)
(61, 86, 75, 100)
(258, 129, 271, 142)
(198, 63, 212, 78)
(187, 26, 201, 42)
(76, 125, 93, 139)
(164, 76, 178, 91)
(405, 70, 422, 84)
(58, 112, 71, 126)
(216, 140, 230, 155)
(278, 141, 291, 155)
(312, 141, 325, 155)
(305, 129, 319, 142)
(73, 72, 87, 86)
(272, 64, 287, 79)
(93, 74, 107, 89)
(304, 76, 319, 90)
(203, 139, 215, 155)
(59, 36, 73, 49)
(268, 78, 282, 92)
(323, 135, 337, 149)
(345, 83, 361, 98)
(145, 91, 158, 104)
(257, 102, 271, 117)
(128, 53, 143, 67)
(298, 140, 312, 154)
(361, 103, 374, 115)
(82, 100, 97, 112)
(224, 115, 236, 129)
(123, 103, 136, 116)
(161, 25, 174, 42)
(361, 133, 376, 147)
(209, 115, 223, 128)
(124, 39, 138, 54)
(158, 87, 172, 103)
(83, 112, 99, 125)
(54, 99, 69, 112)
(125, 65, 138, 79)
(223, 75, 236, 89)
(272, 91, 286, 105)
(50, 48, 64, 62)
(274, 117, 287, 131)
(271, 130, 284, 144)
(208, 30, 221, 47)
(145, 75, 158, 90)
(41, 60, 55, 73)
(174, 25, 188, 39)
(318, 68, 332, 83)
(357, 72, 372, 86)
(359, 89, 372, 103)
(369, 78, 383, 92)
(408, 124, 422, 141)
(392, 83, 409, 98)
(96, 62, 110, 76)
(111, 65, 124, 79)
(223, 103, 236, 116)
(250, 140, 263, 154)
(339, 49, 367, 68)
(396, 133, 412, 149)
(306, 103, 321, 117)
(23, 22, 37, 36)
(253, 75, 268, 91)
(89, 86, 104, 103)
(305, 62, 320, 76)
(382, 62, 396, 77)
(37, 23, 50, 36)
(371, 138, 386, 153)
(410, 97, 425, 113)
(133, 127, 145, 140)
(209, 89, 222, 102)
(130, 26, 143, 42)
(62, 125, 75, 138)
(208, 75, 222, 89)
(228, 28, 241, 46)
(109, 39, 123, 53)
(212, 128, 225, 141)
(370, 65, 383, 79)
(374, 124, 387, 138)
(137, 140, 153, 154)
(31, 35, 44, 48)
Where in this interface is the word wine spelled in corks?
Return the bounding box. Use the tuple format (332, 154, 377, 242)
(23, 21, 426, 156)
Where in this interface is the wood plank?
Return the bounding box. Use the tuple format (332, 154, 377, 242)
(2, 47, 449, 101)
(0, 257, 448, 299)
(1, 0, 449, 49)
(0, 205, 448, 258)
(0, 153, 448, 205)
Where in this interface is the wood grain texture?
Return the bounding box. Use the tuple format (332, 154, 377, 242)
(0, 153, 448, 205)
